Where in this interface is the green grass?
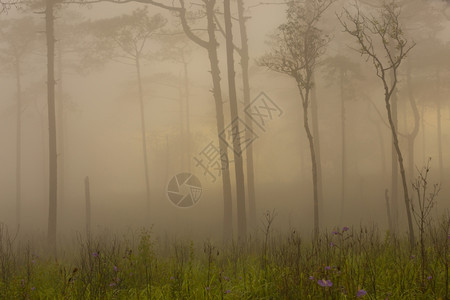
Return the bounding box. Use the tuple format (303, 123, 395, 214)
(0, 221, 448, 300)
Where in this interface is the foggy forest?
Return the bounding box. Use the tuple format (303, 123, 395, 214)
(0, 0, 449, 298)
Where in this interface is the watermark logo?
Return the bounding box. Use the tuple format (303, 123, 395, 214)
(218, 117, 259, 156)
(244, 92, 283, 131)
(193, 92, 282, 183)
(193, 142, 229, 183)
(167, 173, 202, 208)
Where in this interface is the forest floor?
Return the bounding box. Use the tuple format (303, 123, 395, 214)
(0, 218, 448, 300)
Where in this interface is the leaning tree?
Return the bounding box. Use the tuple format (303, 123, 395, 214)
(339, 1, 416, 248)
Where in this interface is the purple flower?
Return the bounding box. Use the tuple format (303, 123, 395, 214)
(170, 276, 175, 280)
(308, 276, 314, 280)
(224, 289, 231, 294)
(317, 279, 333, 287)
(92, 252, 99, 257)
(206, 286, 210, 291)
(356, 289, 367, 297)
(109, 282, 116, 287)
(342, 226, 349, 232)
(223, 275, 229, 281)
(427, 275, 432, 280)
(113, 265, 118, 272)
(325, 266, 331, 271)
(332, 230, 339, 235)
(410, 255, 416, 259)
(330, 242, 335, 247)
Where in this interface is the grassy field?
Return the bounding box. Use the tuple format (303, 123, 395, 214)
(0, 217, 448, 300)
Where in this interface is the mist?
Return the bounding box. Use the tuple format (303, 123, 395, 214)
(0, 0, 449, 251)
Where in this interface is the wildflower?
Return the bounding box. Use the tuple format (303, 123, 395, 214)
(31, 287, 36, 291)
(325, 266, 331, 271)
(332, 230, 339, 235)
(356, 289, 367, 297)
(92, 252, 99, 257)
(224, 289, 231, 294)
(410, 255, 415, 259)
(170, 276, 175, 280)
(206, 286, 210, 291)
(317, 279, 333, 287)
(342, 226, 349, 232)
(330, 242, 335, 247)
(113, 265, 118, 272)
(109, 282, 116, 287)
(308, 276, 314, 280)
(223, 275, 229, 281)
(427, 275, 432, 280)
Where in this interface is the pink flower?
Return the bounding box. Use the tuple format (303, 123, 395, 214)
(317, 279, 333, 287)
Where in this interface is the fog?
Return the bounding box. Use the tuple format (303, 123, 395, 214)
(1, 0, 449, 243)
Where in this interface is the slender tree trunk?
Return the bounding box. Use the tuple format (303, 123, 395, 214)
(84, 176, 91, 238)
(437, 100, 443, 179)
(46, 0, 58, 250)
(297, 84, 319, 240)
(204, 1, 233, 242)
(224, 0, 247, 240)
(385, 92, 415, 248)
(15, 59, 22, 231)
(390, 89, 399, 234)
(182, 58, 191, 172)
(339, 68, 346, 224)
(421, 105, 426, 163)
(367, 103, 387, 178)
(178, 73, 186, 169)
(385, 189, 393, 233)
(406, 61, 420, 181)
(136, 56, 151, 214)
(310, 80, 323, 218)
(436, 69, 444, 181)
(237, 0, 256, 228)
(57, 41, 65, 217)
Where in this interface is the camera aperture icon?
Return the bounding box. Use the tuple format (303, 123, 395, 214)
(167, 173, 202, 208)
